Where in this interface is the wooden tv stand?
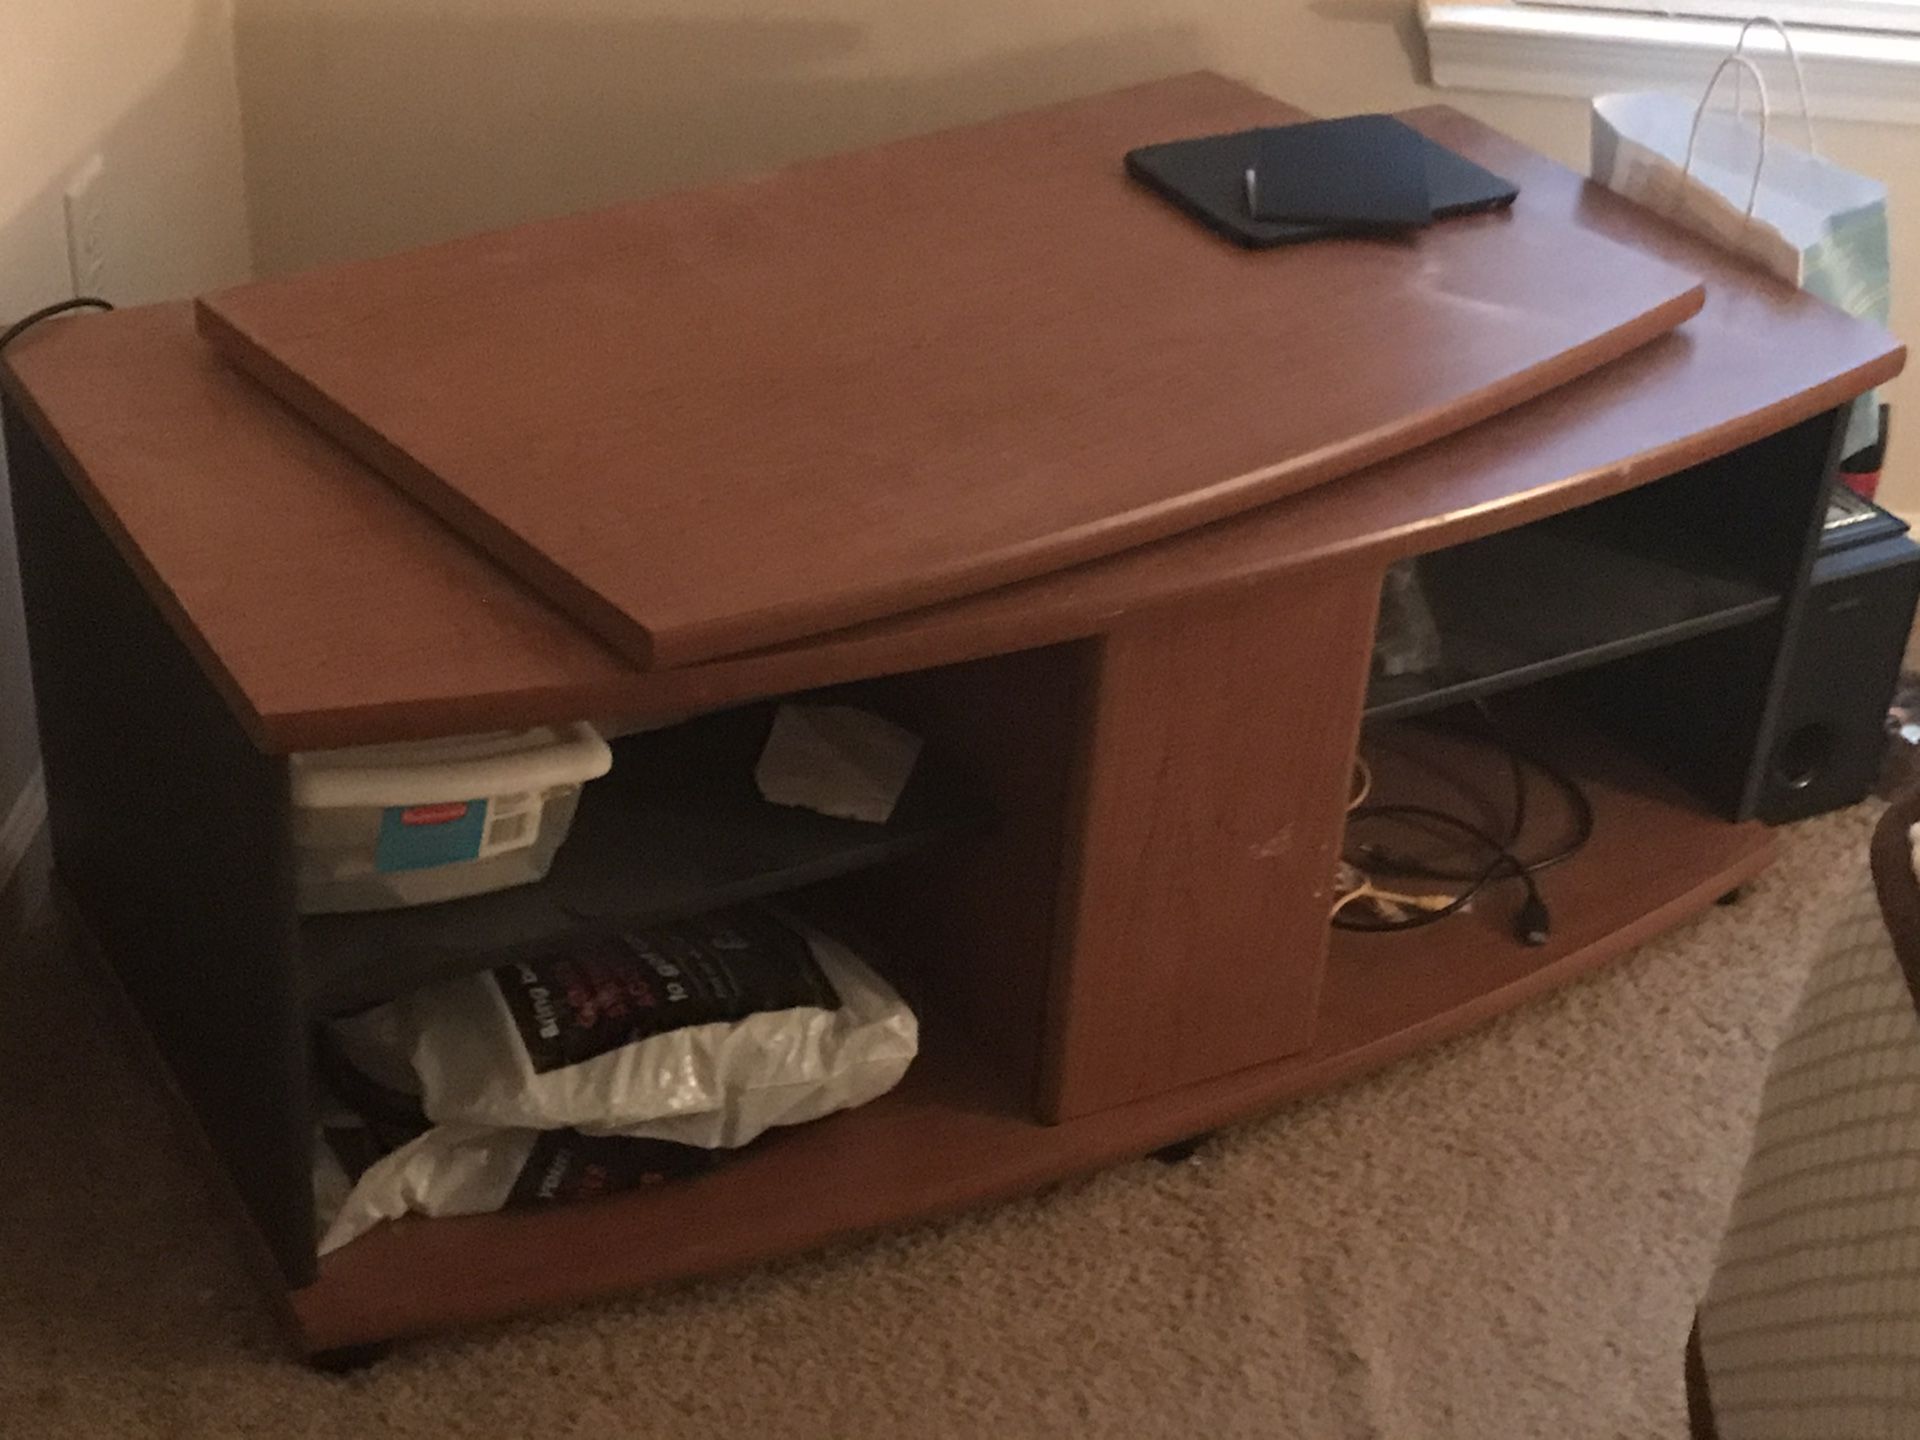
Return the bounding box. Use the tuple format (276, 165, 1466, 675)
(2, 100, 1904, 1359)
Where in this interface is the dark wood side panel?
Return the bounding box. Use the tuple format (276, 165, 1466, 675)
(1561, 406, 1846, 819)
(5, 408, 315, 1285)
(1041, 570, 1382, 1120)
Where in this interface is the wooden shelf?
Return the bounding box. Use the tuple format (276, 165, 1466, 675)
(301, 705, 990, 1015)
(1322, 714, 1767, 1051)
(1366, 521, 1780, 720)
(290, 719, 1772, 1352)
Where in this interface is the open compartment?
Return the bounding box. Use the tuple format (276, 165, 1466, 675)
(292, 646, 1109, 1346)
(1365, 519, 1780, 720)
(1326, 696, 1770, 1094)
(300, 702, 993, 1016)
(1318, 412, 1834, 1113)
(1365, 411, 1834, 726)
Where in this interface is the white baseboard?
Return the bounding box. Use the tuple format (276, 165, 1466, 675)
(0, 766, 47, 901)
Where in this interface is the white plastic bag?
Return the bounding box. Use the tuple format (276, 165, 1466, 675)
(1591, 28, 1889, 454)
(329, 908, 918, 1148)
(313, 1117, 718, 1254)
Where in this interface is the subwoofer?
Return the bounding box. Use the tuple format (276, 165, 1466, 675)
(1756, 529, 1920, 822)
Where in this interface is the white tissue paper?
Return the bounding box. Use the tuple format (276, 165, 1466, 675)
(753, 704, 922, 824)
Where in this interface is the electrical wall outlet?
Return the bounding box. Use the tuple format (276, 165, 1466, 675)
(62, 155, 109, 297)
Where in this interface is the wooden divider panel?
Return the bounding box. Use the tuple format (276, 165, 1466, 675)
(1042, 570, 1380, 1119)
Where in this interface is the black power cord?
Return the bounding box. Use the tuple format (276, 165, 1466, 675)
(0, 296, 114, 352)
(1336, 704, 1594, 946)
(1340, 802, 1551, 942)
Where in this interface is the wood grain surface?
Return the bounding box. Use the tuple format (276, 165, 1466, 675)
(2, 109, 1900, 753)
(1042, 573, 1380, 1119)
(286, 719, 1773, 1352)
(810, 644, 1095, 1112)
(194, 72, 1704, 669)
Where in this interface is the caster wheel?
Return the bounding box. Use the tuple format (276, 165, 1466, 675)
(307, 1340, 393, 1375)
(1717, 886, 1752, 907)
(1151, 1133, 1214, 1165)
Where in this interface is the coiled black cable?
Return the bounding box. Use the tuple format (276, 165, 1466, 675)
(1336, 703, 1595, 946)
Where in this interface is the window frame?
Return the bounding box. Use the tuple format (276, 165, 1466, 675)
(1512, 0, 1920, 38)
(1422, 0, 1920, 125)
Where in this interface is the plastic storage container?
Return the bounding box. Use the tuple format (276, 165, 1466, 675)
(290, 724, 613, 914)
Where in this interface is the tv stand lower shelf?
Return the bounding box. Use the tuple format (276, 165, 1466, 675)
(49, 683, 1774, 1353)
(285, 728, 1769, 1350)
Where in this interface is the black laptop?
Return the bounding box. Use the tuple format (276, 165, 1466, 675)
(1126, 115, 1520, 249)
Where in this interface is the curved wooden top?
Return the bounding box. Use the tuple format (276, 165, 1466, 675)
(2, 106, 1902, 753)
(193, 72, 1704, 669)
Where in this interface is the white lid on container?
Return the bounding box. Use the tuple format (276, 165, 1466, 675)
(291, 723, 612, 809)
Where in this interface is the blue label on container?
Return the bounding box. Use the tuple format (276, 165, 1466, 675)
(375, 799, 487, 873)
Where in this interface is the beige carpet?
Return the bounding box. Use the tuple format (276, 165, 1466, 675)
(0, 804, 1879, 1439)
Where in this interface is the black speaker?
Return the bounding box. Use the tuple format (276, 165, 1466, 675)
(1756, 531, 1920, 822)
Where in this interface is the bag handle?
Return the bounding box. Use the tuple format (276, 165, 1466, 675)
(1684, 52, 1771, 220)
(1731, 16, 1818, 156)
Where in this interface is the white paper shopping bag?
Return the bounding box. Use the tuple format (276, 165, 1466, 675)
(1592, 45, 1890, 454)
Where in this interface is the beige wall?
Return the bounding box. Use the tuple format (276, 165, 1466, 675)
(2, 0, 252, 325)
(1, 0, 252, 890)
(229, 0, 1916, 508)
(233, 0, 1585, 271)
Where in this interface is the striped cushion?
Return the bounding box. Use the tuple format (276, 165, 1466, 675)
(1694, 802, 1920, 1437)
(1698, 877, 1920, 1434)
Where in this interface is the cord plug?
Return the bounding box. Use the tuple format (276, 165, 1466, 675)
(1515, 892, 1551, 947)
